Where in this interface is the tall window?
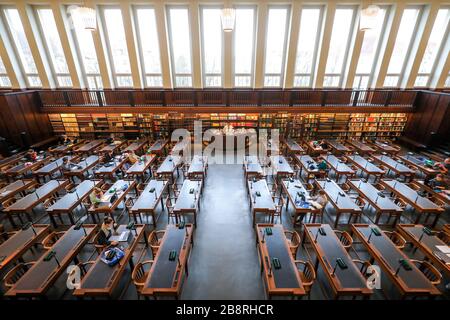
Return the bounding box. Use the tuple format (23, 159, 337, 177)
(68, 6, 102, 89)
(384, 7, 422, 87)
(324, 6, 357, 87)
(353, 6, 388, 89)
(0, 57, 11, 87)
(200, 7, 223, 87)
(134, 7, 162, 87)
(263, 6, 290, 87)
(167, 6, 192, 87)
(415, 8, 450, 87)
(233, 7, 256, 87)
(35, 8, 72, 87)
(2, 8, 41, 87)
(101, 7, 133, 87)
(293, 7, 323, 87)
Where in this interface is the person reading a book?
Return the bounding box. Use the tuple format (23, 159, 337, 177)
(89, 187, 103, 207)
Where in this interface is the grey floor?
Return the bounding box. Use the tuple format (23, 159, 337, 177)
(1, 155, 449, 300)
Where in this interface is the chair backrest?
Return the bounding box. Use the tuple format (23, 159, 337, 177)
(4, 262, 35, 288)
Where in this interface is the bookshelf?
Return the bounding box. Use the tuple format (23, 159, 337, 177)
(47, 112, 408, 141)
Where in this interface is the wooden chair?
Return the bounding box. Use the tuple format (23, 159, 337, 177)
(294, 260, 316, 298)
(383, 231, 406, 250)
(334, 230, 353, 251)
(438, 231, 450, 245)
(136, 182, 146, 196)
(3, 262, 36, 289)
(171, 182, 181, 198)
(272, 196, 284, 224)
(125, 197, 142, 223)
(41, 231, 66, 250)
(0, 231, 17, 244)
(165, 196, 179, 224)
(352, 259, 373, 277)
(91, 230, 107, 255)
(100, 183, 112, 193)
(131, 260, 154, 299)
(386, 198, 407, 225)
(77, 261, 96, 278)
(348, 196, 366, 223)
(284, 230, 301, 258)
(410, 260, 442, 285)
(148, 230, 165, 258)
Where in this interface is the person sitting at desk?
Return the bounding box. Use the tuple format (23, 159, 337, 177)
(319, 139, 328, 150)
(25, 149, 37, 161)
(435, 158, 450, 175)
(428, 174, 448, 190)
(97, 217, 118, 247)
(128, 151, 139, 164)
(89, 187, 103, 207)
(317, 160, 328, 171)
(296, 190, 327, 223)
(103, 150, 113, 163)
(310, 140, 322, 151)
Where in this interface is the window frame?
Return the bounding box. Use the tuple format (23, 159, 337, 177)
(133, 5, 163, 88)
(262, 4, 291, 88)
(384, 5, 424, 88)
(166, 4, 194, 88)
(98, 5, 133, 88)
(232, 4, 257, 88)
(293, 5, 324, 88)
(323, 5, 358, 88)
(1, 6, 41, 88)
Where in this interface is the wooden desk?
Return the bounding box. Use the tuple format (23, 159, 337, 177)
(326, 140, 351, 154)
(74, 140, 104, 154)
(316, 180, 361, 228)
(173, 179, 203, 227)
(123, 140, 148, 154)
(281, 179, 319, 225)
(63, 155, 100, 179)
(370, 141, 399, 154)
(348, 179, 402, 225)
(89, 180, 136, 222)
(243, 156, 263, 178)
(5, 157, 47, 178)
(34, 156, 77, 181)
(351, 224, 441, 298)
(141, 224, 194, 299)
(373, 154, 414, 179)
(47, 180, 102, 227)
(322, 154, 354, 181)
(4, 180, 69, 227)
(126, 155, 155, 178)
(73, 224, 145, 298)
(303, 224, 372, 299)
(346, 139, 375, 154)
(4, 224, 97, 297)
(248, 179, 275, 225)
(94, 156, 128, 178)
(0, 224, 50, 272)
(0, 152, 26, 169)
(295, 155, 321, 177)
(156, 155, 182, 182)
(188, 155, 207, 178)
(130, 180, 169, 227)
(256, 224, 305, 298)
(345, 155, 384, 180)
(149, 139, 168, 154)
(49, 141, 84, 154)
(270, 155, 294, 177)
(0, 180, 35, 203)
(99, 140, 126, 153)
(397, 224, 450, 277)
(398, 154, 439, 177)
(284, 138, 304, 154)
(381, 179, 444, 227)
(412, 180, 450, 205)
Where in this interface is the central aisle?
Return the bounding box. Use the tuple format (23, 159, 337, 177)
(181, 164, 265, 299)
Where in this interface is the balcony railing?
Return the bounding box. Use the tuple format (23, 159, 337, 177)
(36, 89, 418, 109)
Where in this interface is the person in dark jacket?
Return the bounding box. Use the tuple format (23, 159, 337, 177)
(97, 217, 118, 246)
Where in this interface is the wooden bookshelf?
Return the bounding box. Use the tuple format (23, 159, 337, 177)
(47, 112, 408, 140)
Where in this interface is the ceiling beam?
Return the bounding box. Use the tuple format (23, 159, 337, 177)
(374, 2, 406, 88)
(154, 2, 172, 89)
(50, 2, 81, 88)
(314, 2, 336, 89)
(16, 0, 52, 88)
(254, 2, 268, 88)
(0, 35, 20, 88)
(189, 1, 202, 88)
(120, 2, 142, 88)
(283, 1, 301, 89)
